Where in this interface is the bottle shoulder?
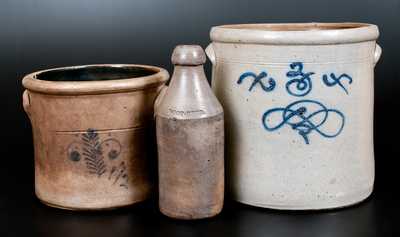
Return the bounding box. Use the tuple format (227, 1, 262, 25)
(155, 66, 223, 120)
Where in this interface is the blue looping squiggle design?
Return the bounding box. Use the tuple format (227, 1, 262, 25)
(286, 62, 315, 97)
(237, 71, 276, 92)
(322, 73, 353, 94)
(262, 100, 345, 144)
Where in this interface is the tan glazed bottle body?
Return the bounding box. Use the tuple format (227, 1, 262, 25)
(155, 45, 224, 219)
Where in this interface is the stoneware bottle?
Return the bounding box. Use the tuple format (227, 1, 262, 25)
(155, 45, 224, 219)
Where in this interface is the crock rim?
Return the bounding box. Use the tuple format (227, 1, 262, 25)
(22, 64, 169, 95)
(210, 22, 379, 45)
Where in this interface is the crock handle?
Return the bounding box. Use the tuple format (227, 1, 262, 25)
(374, 43, 382, 66)
(154, 85, 168, 117)
(205, 43, 216, 65)
(23, 90, 31, 118)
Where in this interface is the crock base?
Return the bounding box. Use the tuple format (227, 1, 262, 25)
(233, 187, 373, 211)
(38, 198, 145, 211)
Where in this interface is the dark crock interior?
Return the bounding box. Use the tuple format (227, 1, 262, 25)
(36, 66, 158, 82)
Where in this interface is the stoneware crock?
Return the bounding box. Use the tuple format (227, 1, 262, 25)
(206, 23, 381, 210)
(22, 64, 169, 210)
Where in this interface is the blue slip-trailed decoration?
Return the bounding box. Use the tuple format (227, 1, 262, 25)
(286, 62, 315, 97)
(262, 100, 345, 144)
(66, 128, 128, 189)
(237, 71, 276, 92)
(322, 73, 353, 94)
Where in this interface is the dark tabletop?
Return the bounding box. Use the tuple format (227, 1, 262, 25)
(1, 182, 397, 237)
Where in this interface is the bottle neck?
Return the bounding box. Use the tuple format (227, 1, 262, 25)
(171, 65, 206, 83)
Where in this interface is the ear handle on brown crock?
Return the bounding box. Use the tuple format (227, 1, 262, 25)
(205, 43, 216, 65)
(154, 85, 168, 117)
(23, 90, 31, 118)
(374, 43, 382, 66)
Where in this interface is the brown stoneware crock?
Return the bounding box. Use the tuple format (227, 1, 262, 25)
(22, 64, 169, 210)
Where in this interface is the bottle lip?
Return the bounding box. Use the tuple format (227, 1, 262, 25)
(171, 45, 206, 66)
(210, 22, 379, 45)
